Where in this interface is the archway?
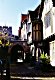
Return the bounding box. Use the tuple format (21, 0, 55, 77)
(10, 44, 24, 63)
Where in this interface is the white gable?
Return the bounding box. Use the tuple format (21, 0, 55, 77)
(44, 0, 53, 14)
(42, 0, 55, 39)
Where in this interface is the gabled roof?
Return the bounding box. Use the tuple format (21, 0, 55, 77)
(28, 4, 42, 21)
(28, 10, 35, 21)
(21, 14, 28, 23)
(34, 5, 41, 19)
(35, 4, 41, 13)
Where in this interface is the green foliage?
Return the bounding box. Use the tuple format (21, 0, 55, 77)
(40, 52, 50, 72)
(40, 52, 46, 59)
(0, 38, 11, 46)
(40, 52, 50, 64)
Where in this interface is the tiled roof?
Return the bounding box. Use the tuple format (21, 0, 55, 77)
(21, 14, 28, 23)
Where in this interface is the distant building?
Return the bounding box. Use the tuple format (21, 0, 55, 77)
(0, 26, 12, 40)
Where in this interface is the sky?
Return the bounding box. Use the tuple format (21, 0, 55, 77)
(0, 0, 41, 35)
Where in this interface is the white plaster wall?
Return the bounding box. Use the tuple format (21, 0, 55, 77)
(28, 14, 31, 23)
(28, 32, 32, 44)
(29, 23, 32, 32)
(21, 28, 24, 40)
(50, 41, 55, 66)
(45, 26, 51, 38)
(42, 0, 53, 39)
(44, 0, 53, 14)
(27, 14, 32, 33)
(21, 23, 27, 40)
(27, 14, 32, 44)
(27, 23, 32, 33)
(42, 0, 55, 66)
(24, 23, 27, 39)
(42, 6, 46, 39)
(52, 8, 55, 34)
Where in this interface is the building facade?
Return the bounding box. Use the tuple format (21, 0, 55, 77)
(19, 3, 43, 61)
(0, 26, 12, 40)
(42, 0, 55, 66)
(27, 11, 32, 44)
(21, 14, 28, 41)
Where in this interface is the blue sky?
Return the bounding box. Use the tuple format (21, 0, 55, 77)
(0, 0, 41, 35)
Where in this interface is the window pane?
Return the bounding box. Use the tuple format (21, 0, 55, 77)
(33, 26, 35, 30)
(38, 24, 41, 30)
(33, 31, 35, 40)
(36, 31, 41, 41)
(45, 12, 50, 28)
(38, 31, 41, 41)
(36, 24, 41, 30)
(36, 24, 38, 30)
(36, 32, 38, 41)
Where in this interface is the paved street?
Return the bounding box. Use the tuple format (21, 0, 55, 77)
(10, 62, 55, 80)
(0, 62, 55, 79)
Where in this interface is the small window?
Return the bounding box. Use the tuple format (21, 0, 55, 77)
(36, 24, 38, 30)
(44, 12, 50, 28)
